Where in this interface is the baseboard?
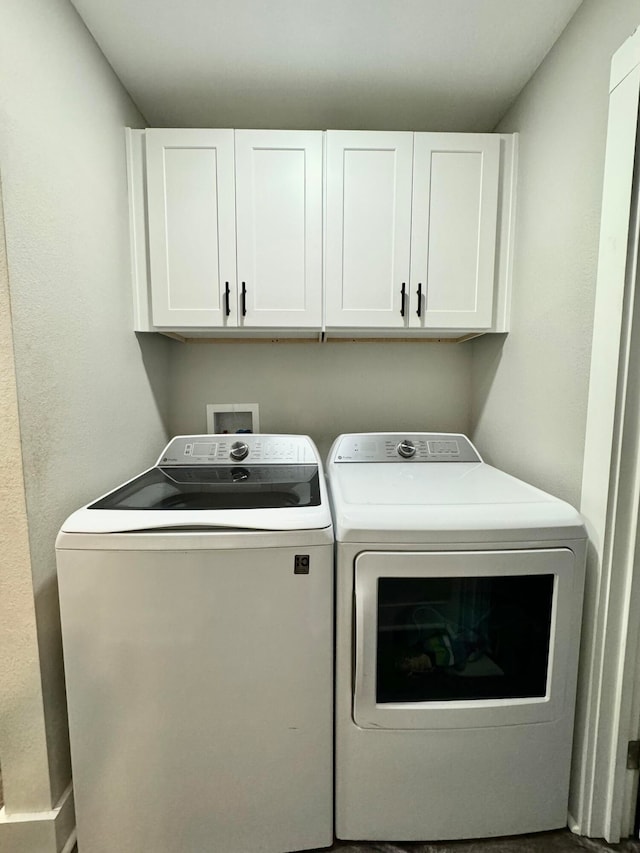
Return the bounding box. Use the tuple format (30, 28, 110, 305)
(0, 783, 75, 853)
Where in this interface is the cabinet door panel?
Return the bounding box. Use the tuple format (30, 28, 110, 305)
(146, 129, 236, 327)
(235, 131, 323, 328)
(411, 134, 500, 329)
(325, 132, 413, 328)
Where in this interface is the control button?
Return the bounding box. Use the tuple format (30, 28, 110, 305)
(397, 439, 416, 458)
(230, 441, 250, 461)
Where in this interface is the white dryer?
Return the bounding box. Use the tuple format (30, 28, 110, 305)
(57, 434, 333, 853)
(327, 432, 586, 842)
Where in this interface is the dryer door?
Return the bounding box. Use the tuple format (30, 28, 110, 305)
(353, 548, 581, 729)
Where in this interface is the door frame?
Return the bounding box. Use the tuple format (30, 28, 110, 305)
(573, 26, 640, 843)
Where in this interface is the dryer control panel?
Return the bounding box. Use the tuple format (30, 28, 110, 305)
(330, 433, 482, 463)
(158, 434, 319, 465)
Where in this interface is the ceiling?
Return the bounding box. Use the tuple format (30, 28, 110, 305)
(71, 0, 584, 132)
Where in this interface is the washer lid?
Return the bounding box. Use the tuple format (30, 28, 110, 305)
(60, 434, 333, 534)
(89, 464, 321, 511)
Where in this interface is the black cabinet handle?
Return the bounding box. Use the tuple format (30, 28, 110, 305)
(400, 283, 406, 318)
(241, 282, 247, 317)
(224, 281, 231, 317)
(416, 283, 423, 318)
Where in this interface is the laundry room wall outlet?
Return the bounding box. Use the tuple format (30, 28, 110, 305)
(206, 403, 260, 434)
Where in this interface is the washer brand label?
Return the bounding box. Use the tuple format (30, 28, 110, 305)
(294, 555, 310, 574)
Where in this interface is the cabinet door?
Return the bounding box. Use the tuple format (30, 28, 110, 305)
(146, 129, 237, 327)
(410, 133, 500, 329)
(235, 131, 323, 328)
(325, 131, 413, 328)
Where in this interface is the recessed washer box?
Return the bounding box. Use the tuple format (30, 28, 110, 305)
(206, 403, 260, 434)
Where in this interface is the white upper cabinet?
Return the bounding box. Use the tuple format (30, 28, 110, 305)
(146, 129, 237, 328)
(130, 127, 515, 338)
(325, 132, 414, 328)
(410, 133, 500, 330)
(235, 130, 323, 328)
(144, 128, 323, 331)
(324, 130, 505, 334)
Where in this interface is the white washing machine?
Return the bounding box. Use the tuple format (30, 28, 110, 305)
(56, 434, 333, 853)
(327, 432, 586, 842)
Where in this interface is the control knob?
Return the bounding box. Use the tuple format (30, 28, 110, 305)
(230, 441, 249, 461)
(397, 439, 416, 459)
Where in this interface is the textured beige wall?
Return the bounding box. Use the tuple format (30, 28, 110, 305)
(471, 1, 640, 506)
(0, 183, 53, 813)
(0, 0, 170, 815)
(168, 341, 472, 461)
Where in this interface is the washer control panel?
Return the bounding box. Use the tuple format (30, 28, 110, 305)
(158, 435, 319, 465)
(331, 433, 481, 463)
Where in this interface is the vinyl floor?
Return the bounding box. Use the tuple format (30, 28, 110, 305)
(69, 831, 640, 853)
(308, 833, 640, 853)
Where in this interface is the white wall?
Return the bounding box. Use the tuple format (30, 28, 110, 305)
(168, 341, 471, 459)
(0, 0, 169, 831)
(471, 0, 640, 507)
